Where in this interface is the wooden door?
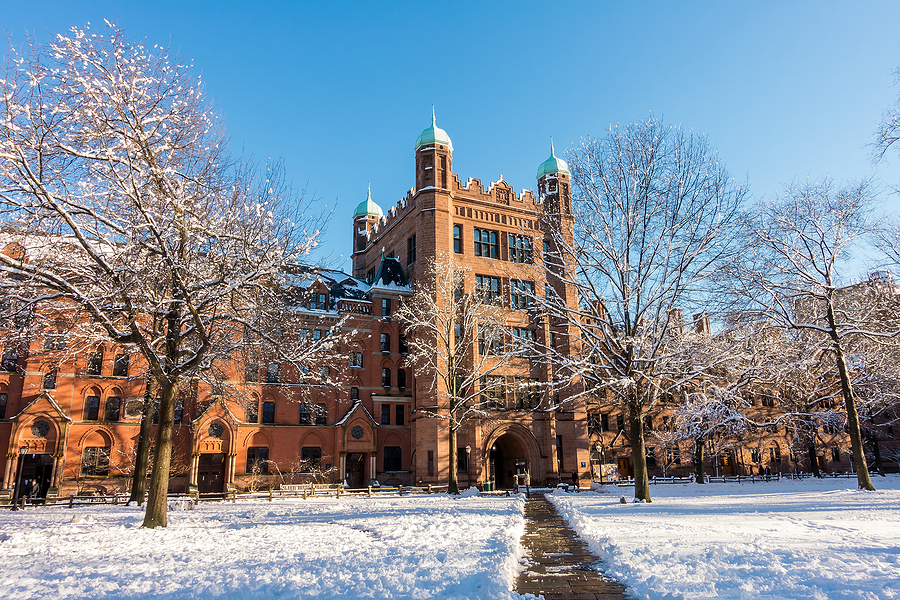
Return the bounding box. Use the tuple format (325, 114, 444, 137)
(346, 453, 365, 488)
(198, 453, 225, 494)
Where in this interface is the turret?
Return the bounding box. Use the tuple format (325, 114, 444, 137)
(536, 138, 571, 215)
(353, 183, 383, 254)
(415, 107, 453, 191)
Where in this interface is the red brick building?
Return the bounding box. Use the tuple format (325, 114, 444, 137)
(0, 115, 591, 499)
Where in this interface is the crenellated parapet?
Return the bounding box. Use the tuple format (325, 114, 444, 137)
(451, 174, 538, 208)
(363, 187, 417, 244)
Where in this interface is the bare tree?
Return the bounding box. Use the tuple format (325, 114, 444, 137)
(731, 180, 896, 491)
(396, 254, 525, 494)
(875, 66, 900, 165)
(0, 24, 322, 526)
(540, 117, 747, 502)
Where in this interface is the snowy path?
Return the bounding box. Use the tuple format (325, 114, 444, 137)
(0, 494, 527, 600)
(548, 476, 900, 600)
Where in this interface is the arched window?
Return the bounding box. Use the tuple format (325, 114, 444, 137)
(84, 396, 100, 421)
(299, 403, 312, 425)
(87, 351, 103, 376)
(262, 401, 275, 424)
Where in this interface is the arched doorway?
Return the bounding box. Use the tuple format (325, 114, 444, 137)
(489, 433, 530, 490)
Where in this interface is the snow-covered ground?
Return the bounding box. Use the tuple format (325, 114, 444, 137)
(549, 475, 900, 600)
(0, 493, 526, 600)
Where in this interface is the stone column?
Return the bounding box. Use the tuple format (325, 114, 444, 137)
(369, 454, 376, 482)
(340, 454, 347, 481)
(2, 454, 14, 489)
(189, 454, 199, 486)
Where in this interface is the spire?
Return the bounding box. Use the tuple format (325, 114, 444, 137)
(432, 105, 436, 127)
(550, 137, 556, 157)
(415, 107, 453, 152)
(367, 182, 372, 201)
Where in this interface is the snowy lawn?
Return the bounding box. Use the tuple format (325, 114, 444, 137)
(549, 475, 900, 600)
(0, 493, 526, 600)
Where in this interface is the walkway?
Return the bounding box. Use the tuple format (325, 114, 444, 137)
(515, 495, 628, 600)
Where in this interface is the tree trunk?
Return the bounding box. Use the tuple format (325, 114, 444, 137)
(128, 375, 157, 505)
(448, 414, 459, 495)
(831, 339, 875, 491)
(694, 436, 706, 484)
(628, 404, 651, 502)
(142, 380, 179, 528)
(807, 442, 822, 478)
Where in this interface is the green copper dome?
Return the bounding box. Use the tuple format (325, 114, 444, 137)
(353, 184, 383, 219)
(536, 138, 570, 179)
(414, 107, 453, 152)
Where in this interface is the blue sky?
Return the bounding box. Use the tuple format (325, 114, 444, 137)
(3, 1, 900, 271)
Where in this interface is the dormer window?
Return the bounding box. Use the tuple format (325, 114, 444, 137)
(308, 293, 327, 311)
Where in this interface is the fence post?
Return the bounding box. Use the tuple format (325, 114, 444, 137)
(337, 486, 341, 499)
(68, 494, 74, 508)
(302, 489, 307, 500)
(268, 488, 273, 502)
(231, 490, 236, 504)
(368, 486, 372, 498)
(428, 484, 432, 494)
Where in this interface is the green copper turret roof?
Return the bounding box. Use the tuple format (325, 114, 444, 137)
(414, 107, 453, 152)
(536, 138, 570, 179)
(353, 184, 384, 219)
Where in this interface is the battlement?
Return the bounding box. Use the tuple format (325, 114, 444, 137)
(452, 174, 538, 207)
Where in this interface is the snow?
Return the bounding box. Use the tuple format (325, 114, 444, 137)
(548, 476, 900, 600)
(0, 494, 527, 600)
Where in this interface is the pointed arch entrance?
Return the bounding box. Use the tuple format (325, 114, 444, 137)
(483, 424, 543, 489)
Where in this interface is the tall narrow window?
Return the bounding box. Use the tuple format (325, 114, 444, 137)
(556, 435, 564, 471)
(453, 225, 462, 254)
(245, 362, 259, 382)
(301, 446, 322, 470)
(43, 368, 57, 390)
(105, 396, 121, 422)
(174, 398, 183, 424)
(381, 404, 390, 425)
(399, 334, 408, 354)
(113, 354, 129, 377)
(315, 403, 327, 425)
(382, 368, 391, 388)
(397, 368, 407, 390)
(427, 450, 434, 475)
(384, 446, 402, 471)
(87, 352, 103, 376)
(247, 400, 259, 423)
(407, 235, 417, 265)
(350, 387, 359, 401)
(0, 392, 6, 419)
(380, 333, 391, 353)
(262, 401, 275, 424)
(84, 396, 100, 421)
(395, 405, 405, 426)
(299, 403, 312, 425)
(382, 298, 391, 317)
(266, 363, 279, 384)
(1, 350, 17, 373)
(349, 352, 363, 368)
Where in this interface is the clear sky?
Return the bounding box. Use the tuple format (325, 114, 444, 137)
(3, 1, 900, 271)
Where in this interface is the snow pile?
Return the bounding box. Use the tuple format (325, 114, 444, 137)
(0, 494, 527, 599)
(457, 486, 481, 497)
(548, 476, 900, 600)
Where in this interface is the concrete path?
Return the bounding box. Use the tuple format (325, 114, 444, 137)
(515, 495, 628, 600)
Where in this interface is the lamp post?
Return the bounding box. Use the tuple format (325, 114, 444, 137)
(11, 446, 28, 511)
(465, 445, 471, 489)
